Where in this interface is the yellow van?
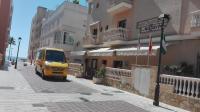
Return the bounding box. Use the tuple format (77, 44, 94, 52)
(35, 48, 68, 80)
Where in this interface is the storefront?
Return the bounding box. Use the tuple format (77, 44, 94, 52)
(84, 46, 159, 79)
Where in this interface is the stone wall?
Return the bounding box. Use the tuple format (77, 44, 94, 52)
(159, 84, 200, 112)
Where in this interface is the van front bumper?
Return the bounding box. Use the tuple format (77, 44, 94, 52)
(43, 68, 67, 77)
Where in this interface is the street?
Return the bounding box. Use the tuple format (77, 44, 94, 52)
(18, 62, 97, 94)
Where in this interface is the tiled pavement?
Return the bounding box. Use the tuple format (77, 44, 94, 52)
(45, 101, 148, 112)
(0, 62, 189, 112)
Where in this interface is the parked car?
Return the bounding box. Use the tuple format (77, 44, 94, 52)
(35, 48, 68, 80)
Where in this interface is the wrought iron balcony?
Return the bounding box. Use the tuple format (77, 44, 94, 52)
(107, 0, 133, 15)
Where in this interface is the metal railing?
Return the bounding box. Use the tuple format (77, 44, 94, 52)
(160, 74, 200, 98)
(191, 10, 200, 28)
(103, 28, 129, 42)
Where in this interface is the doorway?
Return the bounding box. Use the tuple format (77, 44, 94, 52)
(85, 59, 98, 79)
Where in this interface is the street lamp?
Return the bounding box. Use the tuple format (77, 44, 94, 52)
(153, 14, 170, 106)
(14, 37, 22, 69)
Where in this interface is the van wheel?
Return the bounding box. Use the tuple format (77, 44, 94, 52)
(62, 76, 66, 81)
(42, 71, 47, 80)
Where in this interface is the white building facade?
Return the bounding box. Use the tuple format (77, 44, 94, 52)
(40, 1, 87, 63)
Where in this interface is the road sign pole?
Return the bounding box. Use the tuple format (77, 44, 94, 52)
(153, 17, 165, 106)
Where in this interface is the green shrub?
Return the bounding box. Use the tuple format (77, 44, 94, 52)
(94, 68, 106, 78)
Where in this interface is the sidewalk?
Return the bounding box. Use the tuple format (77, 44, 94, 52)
(68, 75, 189, 112)
(0, 62, 188, 112)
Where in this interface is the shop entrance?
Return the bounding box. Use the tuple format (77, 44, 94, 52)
(85, 59, 98, 79)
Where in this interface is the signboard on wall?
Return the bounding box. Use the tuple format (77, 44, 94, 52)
(136, 17, 169, 34)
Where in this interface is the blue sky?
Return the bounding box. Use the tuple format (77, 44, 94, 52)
(7, 0, 87, 58)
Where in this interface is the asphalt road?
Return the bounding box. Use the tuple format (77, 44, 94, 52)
(18, 62, 97, 94)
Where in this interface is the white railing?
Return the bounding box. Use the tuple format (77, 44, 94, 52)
(160, 74, 200, 98)
(68, 63, 82, 75)
(110, 0, 133, 8)
(191, 10, 200, 28)
(106, 67, 132, 81)
(103, 28, 129, 42)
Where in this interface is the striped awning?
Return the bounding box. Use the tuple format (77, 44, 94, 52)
(87, 48, 114, 56)
(115, 46, 160, 56)
(70, 51, 86, 56)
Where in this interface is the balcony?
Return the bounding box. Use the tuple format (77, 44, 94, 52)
(191, 10, 200, 32)
(83, 34, 100, 48)
(103, 28, 130, 46)
(107, 0, 133, 15)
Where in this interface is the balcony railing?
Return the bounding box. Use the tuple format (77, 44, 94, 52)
(83, 34, 98, 46)
(160, 74, 200, 98)
(103, 28, 129, 42)
(191, 10, 200, 28)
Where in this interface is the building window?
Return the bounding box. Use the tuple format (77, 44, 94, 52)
(89, 3, 94, 14)
(105, 25, 109, 30)
(100, 27, 103, 32)
(113, 61, 123, 68)
(63, 32, 67, 44)
(118, 19, 127, 28)
(113, 60, 128, 69)
(54, 32, 61, 44)
(93, 28, 98, 35)
(191, 14, 200, 27)
(102, 60, 107, 66)
(96, 3, 99, 8)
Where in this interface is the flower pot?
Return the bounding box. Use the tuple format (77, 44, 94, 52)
(93, 77, 103, 84)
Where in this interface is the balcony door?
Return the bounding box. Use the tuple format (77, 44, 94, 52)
(118, 19, 127, 28)
(85, 59, 98, 79)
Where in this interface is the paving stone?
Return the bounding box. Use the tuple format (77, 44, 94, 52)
(45, 101, 149, 112)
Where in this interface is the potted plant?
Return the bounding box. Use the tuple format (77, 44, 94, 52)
(93, 67, 106, 84)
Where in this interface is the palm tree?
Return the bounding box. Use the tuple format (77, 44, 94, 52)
(8, 37, 15, 61)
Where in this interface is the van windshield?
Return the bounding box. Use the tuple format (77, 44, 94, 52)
(46, 50, 66, 62)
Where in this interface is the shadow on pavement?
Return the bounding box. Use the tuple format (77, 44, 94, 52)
(45, 78, 71, 82)
(36, 72, 72, 82)
(159, 105, 177, 112)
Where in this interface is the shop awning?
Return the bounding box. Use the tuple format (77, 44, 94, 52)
(89, 21, 100, 26)
(115, 46, 160, 56)
(87, 48, 114, 56)
(70, 51, 86, 56)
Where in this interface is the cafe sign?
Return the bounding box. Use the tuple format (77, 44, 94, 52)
(136, 17, 169, 34)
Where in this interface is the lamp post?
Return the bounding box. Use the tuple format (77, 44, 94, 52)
(10, 48, 13, 61)
(15, 37, 22, 69)
(153, 14, 170, 106)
